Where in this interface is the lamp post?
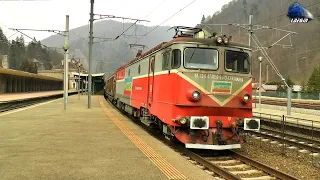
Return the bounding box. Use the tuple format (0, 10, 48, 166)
(63, 15, 69, 110)
(258, 56, 263, 111)
(77, 60, 81, 100)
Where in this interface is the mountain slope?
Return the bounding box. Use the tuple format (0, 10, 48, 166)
(201, 0, 320, 84)
(41, 20, 174, 76)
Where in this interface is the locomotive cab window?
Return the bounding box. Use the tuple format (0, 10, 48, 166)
(225, 50, 250, 74)
(162, 51, 170, 70)
(171, 49, 181, 69)
(184, 48, 218, 70)
(138, 65, 141, 74)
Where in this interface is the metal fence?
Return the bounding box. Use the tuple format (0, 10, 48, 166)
(251, 112, 320, 167)
(258, 91, 320, 100)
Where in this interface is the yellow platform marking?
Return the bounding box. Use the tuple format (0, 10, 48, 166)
(0, 98, 60, 117)
(99, 97, 187, 180)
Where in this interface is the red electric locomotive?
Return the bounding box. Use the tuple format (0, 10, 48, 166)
(105, 26, 260, 150)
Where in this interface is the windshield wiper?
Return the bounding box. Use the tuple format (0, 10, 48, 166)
(187, 44, 199, 64)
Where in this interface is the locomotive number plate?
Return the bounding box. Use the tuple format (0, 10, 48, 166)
(190, 116, 209, 130)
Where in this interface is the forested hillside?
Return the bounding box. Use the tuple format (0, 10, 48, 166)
(42, 20, 173, 76)
(0, 27, 63, 74)
(200, 0, 320, 85)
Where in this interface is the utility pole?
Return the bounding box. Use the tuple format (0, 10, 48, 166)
(78, 59, 81, 100)
(63, 15, 69, 110)
(258, 56, 263, 111)
(199, 14, 297, 115)
(248, 15, 253, 47)
(88, 0, 94, 108)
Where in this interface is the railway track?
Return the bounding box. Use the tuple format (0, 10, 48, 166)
(260, 127, 320, 146)
(105, 97, 299, 180)
(254, 116, 320, 139)
(0, 97, 55, 113)
(178, 148, 299, 180)
(250, 129, 320, 153)
(0, 92, 77, 113)
(253, 98, 320, 110)
(249, 127, 320, 153)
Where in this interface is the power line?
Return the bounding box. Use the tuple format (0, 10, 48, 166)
(116, 0, 169, 40)
(255, 0, 320, 25)
(120, 0, 198, 62)
(224, 1, 320, 44)
(210, 0, 260, 23)
(144, 0, 168, 18)
(114, 0, 169, 57)
(71, 31, 89, 43)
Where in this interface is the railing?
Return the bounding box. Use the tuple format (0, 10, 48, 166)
(251, 112, 320, 167)
(255, 91, 320, 100)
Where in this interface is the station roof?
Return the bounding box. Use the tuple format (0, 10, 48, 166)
(0, 68, 62, 82)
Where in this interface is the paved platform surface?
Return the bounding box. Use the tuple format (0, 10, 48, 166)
(253, 106, 320, 128)
(0, 90, 77, 103)
(0, 95, 215, 180)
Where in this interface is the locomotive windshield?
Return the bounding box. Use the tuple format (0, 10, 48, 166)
(184, 48, 218, 70)
(225, 50, 250, 74)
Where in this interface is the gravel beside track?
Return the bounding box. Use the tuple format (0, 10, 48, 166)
(250, 129, 320, 153)
(179, 148, 299, 180)
(234, 136, 320, 180)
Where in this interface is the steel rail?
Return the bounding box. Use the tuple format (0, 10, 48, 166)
(250, 130, 320, 153)
(177, 147, 241, 180)
(230, 151, 300, 180)
(260, 127, 320, 146)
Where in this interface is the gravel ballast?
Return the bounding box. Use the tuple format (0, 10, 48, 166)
(234, 136, 320, 180)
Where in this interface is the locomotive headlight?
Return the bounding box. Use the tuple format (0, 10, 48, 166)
(243, 94, 251, 103)
(216, 36, 223, 44)
(223, 37, 229, 44)
(192, 91, 201, 101)
(179, 117, 188, 125)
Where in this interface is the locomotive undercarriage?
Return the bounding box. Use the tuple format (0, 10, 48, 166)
(104, 95, 246, 149)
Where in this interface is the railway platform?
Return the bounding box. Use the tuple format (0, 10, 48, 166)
(253, 105, 320, 128)
(0, 90, 78, 103)
(0, 95, 214, 180)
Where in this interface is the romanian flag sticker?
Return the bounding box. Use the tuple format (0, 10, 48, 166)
(124, 77, 132, 96)
(211, 81, 232, 94)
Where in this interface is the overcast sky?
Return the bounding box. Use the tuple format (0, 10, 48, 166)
(0, 0, 233, 42)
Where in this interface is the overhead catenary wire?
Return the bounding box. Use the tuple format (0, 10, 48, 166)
(112, 0, 168, 41)
(9, 28, 65, 55)
(120, 0, 198, 62)
(255, 0, 320, 25)
(223, 0, 320, 40)
(115, 0, 171, 63)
